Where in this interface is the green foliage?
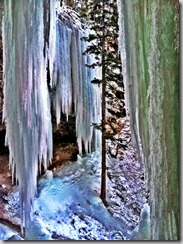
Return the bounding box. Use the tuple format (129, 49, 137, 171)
(79, 0, 125, 128)
(75, 0, 127, 162)
(78, 0, 125, 95)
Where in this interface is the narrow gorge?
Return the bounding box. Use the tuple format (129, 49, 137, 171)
(0, 0, 179, 240)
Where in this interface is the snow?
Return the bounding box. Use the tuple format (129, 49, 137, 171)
(130, 203, 151, 240)
(26, 150, 126, 240)
(3, 142, 148, 240)
(0, 223, 22, 241)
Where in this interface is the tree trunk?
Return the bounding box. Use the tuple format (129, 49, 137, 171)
(100, 0, 107, 206)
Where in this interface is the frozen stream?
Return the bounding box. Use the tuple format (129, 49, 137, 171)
(1, 146, 148, 240)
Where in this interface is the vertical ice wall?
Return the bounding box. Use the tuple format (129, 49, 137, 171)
(2, 0, 55, 231)
(51, 13, 101, 155)
(117, 0, 179, 240)
(0, 2, 3, 32)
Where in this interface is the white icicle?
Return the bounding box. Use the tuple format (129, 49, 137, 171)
(2, 0, 54, 232)
(51, 11, 101, 155)
(48, 0, 57, 87)
(2, 2, 101, 235)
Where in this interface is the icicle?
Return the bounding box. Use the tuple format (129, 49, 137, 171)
(3, 2, 101, 234)
(51, 13, 101, 155)
(52, 19, 73, 124)
(117, 0, 129, 109)
(47, 0, 57, 87)
(74, 27, 101, 155)
(2, 0, 54, 232)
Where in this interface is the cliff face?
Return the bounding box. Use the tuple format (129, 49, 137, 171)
(117, 0, 179, 240)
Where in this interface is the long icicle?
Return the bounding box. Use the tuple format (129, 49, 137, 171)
(2, 1, 101, 235)
(2, 0, 55, 233)
(51, 13, 101, 155)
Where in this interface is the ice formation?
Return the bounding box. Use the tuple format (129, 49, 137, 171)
(116, 0, 142, 157)
(2, 0, 101, 233)
(2, 0, 54, 231)
(130, 203, 151, 240)
(51, 11, 101, 154)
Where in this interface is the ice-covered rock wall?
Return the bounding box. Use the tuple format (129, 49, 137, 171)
(117, 0, 179, 240)
(2, 0, 101, 233)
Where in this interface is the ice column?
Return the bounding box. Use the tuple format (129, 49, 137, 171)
(2, 0, 55, 231)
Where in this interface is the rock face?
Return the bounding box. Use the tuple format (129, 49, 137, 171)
(50, 114, 79, 172)
(117, 0, 179, 240)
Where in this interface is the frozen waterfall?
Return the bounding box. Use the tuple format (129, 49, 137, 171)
(2, 0, 54, 231)
(2, 0, 101, 233)
(51, 11, 101, 154)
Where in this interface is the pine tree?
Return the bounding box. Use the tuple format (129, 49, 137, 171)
(76, 0, 126, 205)
(76, 0, 107, 205)
(101, 0, 107, 206)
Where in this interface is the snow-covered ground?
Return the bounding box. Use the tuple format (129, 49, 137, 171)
(1, 141, 148, 240)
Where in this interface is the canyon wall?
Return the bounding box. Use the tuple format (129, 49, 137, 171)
(117, 0, 179, 240)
